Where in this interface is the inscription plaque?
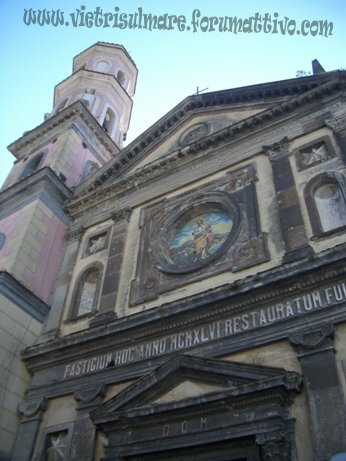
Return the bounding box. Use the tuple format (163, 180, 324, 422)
(61, 280, 346, 380)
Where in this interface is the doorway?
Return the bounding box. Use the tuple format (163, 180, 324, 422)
(127, 439, 260, 461)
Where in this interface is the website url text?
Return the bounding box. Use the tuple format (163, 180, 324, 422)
(23, 7, 333, 36)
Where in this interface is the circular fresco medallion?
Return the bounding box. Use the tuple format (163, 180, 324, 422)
(153, 193, 239, 274)
(169, 211, 233, 265)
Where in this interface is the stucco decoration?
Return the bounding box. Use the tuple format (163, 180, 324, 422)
(178, 122, 211, 146)
(18, 397, 47, 418)
(84, 230, 110, 257)
(74, 383, 106, 403)
(289, 320, 334, 350)
(130, 164, 269, 305)
(294, 136, 336, 171)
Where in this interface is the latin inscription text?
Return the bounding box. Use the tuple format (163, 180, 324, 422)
(63, 281, 346, 379)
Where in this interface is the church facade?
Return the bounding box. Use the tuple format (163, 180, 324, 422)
(1, 42, 346, 461)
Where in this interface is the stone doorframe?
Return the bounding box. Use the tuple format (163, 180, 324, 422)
(91, 354, 302, 461)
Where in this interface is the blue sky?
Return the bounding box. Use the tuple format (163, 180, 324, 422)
(1, 0, 345, 187)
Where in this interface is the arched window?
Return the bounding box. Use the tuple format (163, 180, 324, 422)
(72, 266, 102, 318)
(19, 151, 45, 180)
(79, 160, 99, 184)
(79, 91, 95, 110)
(304, 172, 346, 236)
(116, 69, 126, 87)
(102, 107, 116, 136)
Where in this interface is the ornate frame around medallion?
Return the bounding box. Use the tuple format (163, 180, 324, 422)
(130, 163, 269, 306)
(178, 122, 211, 146)
(153, 191, 240, 274)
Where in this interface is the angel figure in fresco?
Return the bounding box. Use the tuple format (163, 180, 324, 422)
(192, 217, 214, 259)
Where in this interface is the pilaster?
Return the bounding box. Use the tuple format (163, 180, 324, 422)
(289, 321, 346, 460)
(263, 137, 312, 262)
(71, 384, 106, 461)
(89, 208, 131, 326)
(325, 114, 346, 164)
(256, 430, 291, 461)
(39, 227, 84, 340)
(11, 397, 47, 461)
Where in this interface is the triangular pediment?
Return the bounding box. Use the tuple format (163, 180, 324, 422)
(67, 72, 345, 214)
(153, 379, 226, 404)
(95, 101, 276, 190)
(130, 106, 265, 171)
(73, 71, 342, 203)
(91, 354, 302, 422)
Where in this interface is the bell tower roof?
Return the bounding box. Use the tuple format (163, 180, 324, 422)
(50, 42, 138, 147)
(73, 42, 137, 71)
(71, 41, 137, 97)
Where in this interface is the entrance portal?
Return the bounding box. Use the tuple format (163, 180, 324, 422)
(92, 355, 301, 461)
(127, 439, 260, 461)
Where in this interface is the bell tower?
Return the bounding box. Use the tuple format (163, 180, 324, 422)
(0, 43, 137, 457)
(1, 42, 138, 298)
(2, 42, 137, 192)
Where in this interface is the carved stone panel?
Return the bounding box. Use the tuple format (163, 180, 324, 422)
(178, 122, 211, 146)
(130, 164, 269, 305)
(84, 229, 110, 257)
(73, 383, 106, 404)
(18, 397, 47, 419)
(294, 136, 336, 171)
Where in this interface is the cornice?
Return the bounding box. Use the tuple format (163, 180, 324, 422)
(91, 354, 301, 425)
(0, 271, 50, 322)
(92, 354, 301, 418)
(7, 101, 120, 158)
(73, 41, 138, 71)
(54, 68, 132, 105)
(21, 241, 346, 370)
(67, 75, 346, 215)
(64, 226, 84, 242)
(0, 167, 72, 212)
(99, 392, 292, 434)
